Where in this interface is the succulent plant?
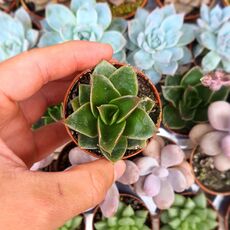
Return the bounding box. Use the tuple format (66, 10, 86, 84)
(161, 193, 218, 230)
(195, 4, 230, 73)
(58, 215, 83, 230)
(108, 0, 136, 6)
(162, 66, 229, 132)
(94, 201, 150, 230)
(38, 0, 127, 62)
(189, 101, 230, 172)
(65, 60, 156, 162)
(133, 136, 194, 209)
(0, 7, 39, 62)
(126, 5, 195, 84)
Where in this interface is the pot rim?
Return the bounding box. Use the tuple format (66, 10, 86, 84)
(225, 205, 230, 230)
(63, 60, 162, 161)
(190, 146, 230, 196)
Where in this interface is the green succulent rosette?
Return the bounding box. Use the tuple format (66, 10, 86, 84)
(65, 61, 156, 162)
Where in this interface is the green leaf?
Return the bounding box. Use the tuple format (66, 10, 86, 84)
(195, 84, 213, 106)
(206, 220, 218, 229)
(122, 205, 135, 217)
(110, 96, 141, 123)
(181, 67, 203, 87)
(173, 194, 186, 207)
(78, 134, 98, 149)
(79, 84, 90, 105)
(90, 74, 121, 117)
(165, 75, 182, 86)
(180, 209, 192, 221)
(169, 218, 181, 229)
(179, 100, 196, 121)
(65, 102, 97, 138)
(97, 104, 119, 125)
(124, 108, 156, 140)
(92, 60, 117, 78)
(193, 209, 207, 221)
(127, 139, 146, 150)
(70, 97, 80, 111)
(109, 66, 138, 96)
(193, 193, 207, 209)
(184, 198, 196, 209)
(47, 105, 62, 121)
(162, 86, 184, 107)
(193, 106, 208, 123)
(135, 210, 148, 219)
(168, 208, 179, 218)
(101, 136, 127, 162)
(107, 217, 118, 227)
(208, 86, 229, 103)
(94, 221, 107, 230)
(183, 86, 202, 109)
(207, 208, 217, 220)
(163, 105, 186, 129)
(98, 118, 126, 154)
(138, 97, 155, 113)
(160, 212, 170, 224)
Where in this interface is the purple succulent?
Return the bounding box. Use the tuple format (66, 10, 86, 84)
(189, 101, 230, 171)
(133, 137, 194, 210)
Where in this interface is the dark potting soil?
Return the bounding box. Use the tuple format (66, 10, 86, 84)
(193, 150, 230, 193)
(93, 195, 152, 229)
(64, 64, 161, 158)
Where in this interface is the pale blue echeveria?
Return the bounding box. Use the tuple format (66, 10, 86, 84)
(127, 5, 195, 84)
(0, 7, 39, 62)
(195, 4, 230, 73)
(38, 0, 127, 62)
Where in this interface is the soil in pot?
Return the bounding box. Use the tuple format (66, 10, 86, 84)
(192, 147, 230, 194)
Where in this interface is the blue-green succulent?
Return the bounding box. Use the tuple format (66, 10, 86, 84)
(127, 5, 196, 84)
(195, 4, 230, 73)
(0, 7, 39, 62)
(38, 0, 127, 62)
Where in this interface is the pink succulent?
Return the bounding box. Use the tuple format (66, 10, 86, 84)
(133, 137, 194, 210)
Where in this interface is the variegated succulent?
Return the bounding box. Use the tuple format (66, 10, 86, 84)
(126, 5, 196, 84)
(0, 7, 39, 62)
(38, 0, 127, 61)
(65, 61, 157, 162)
(133, 136, 194, 209)
(190, 101, 230, 172)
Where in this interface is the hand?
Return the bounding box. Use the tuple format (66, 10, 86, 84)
(0, 41, 126, 230)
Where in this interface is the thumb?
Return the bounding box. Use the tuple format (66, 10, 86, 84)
(29, 159, 126, 229)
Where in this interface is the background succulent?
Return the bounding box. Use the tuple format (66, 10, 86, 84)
(126, 5, 195, 84)
(189, 101, 230, 171)
(0, 7, 39, 62)
(195, 4, 230, 73)
(161, 193, 218, 230)
(58, 215, 83, 230)
(38, 0, 127, 61)
(162, 66, 229, 132)
(94, 201, 150, 230)
(65, 61, 156, 162)
(133, 136, 194, 209)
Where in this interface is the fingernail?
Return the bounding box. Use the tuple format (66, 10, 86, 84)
(114, 160, 126, 181)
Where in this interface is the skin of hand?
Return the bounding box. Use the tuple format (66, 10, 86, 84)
(0, 41, 126, 230)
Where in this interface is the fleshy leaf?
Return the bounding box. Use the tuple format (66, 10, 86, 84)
(98, 118, 126, 154)
(90, 74, 120, 117)
(143, 174, 161, 197)
(79, 84, 90, 105)
(110, 96, 141, 123)
(179, 100, 196, 121)
(162, 86, 184, 107)
(182, 86, 202, 109)
(95, 3, 112, 30)
(142, 137, 162, 160)
(97, 104, 119, 125)
(193, 106, 209, 122)
(202, 51, 221, 72)
(208, 87, 229, 103)
(195, 84, 213, 105)
(134, 157, 159, 176)
(108, 18, 127, 34)
(181, 67, 203, 87)
(165, 75, 181, 86)
(109, 66, 138, 96)
(65, 102, 97, 138)
(124, 108, 156, 140)
(78, 134, 98, 149)
(138, 97, 155, 113)
(69, 147, 96, 165)
(93, 60, 117, 78)
(193, 193, 207, 209)
(76, 4, 97, 26)
(70, 97, 80, 111)
(127, 139, 146, 150)
(167, 168, 187, 192)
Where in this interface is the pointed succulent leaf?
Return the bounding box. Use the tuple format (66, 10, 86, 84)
(76, 4, 98, 26)
(138, 97, 155, 113)
(162, 86, 184, 107)
(110, 96, 141, 123)
(173, 194, 186, 207)
(90, 74, 120, 117)
(195, 84, 213, 105)
(193, 106, 209, 122)
(65, 103, 97, 138)
(208, 87, 229, 103)
(127, 139, 146, 150)
(134, 157, 159, 176)
(109, 66, 138, 96)
(182, 86, 202, 109)
(179, 100, 196, 121)
(95, 3, 112, 30)
(193, 193, 207, 209)
(165, 75, 181, 86)
(79, 84, 90, 105)
(70, 97, 80, 111)
(93, 60, 117, 78)
(122, 205, 135, 217)
(78, 134, 98, 149)
(97, 104, 119, 125)
(143, 174, 161, 197)
(124, 108, 156, 140)
(108, 18, 127, 34)
(202, 51, 221, 72)
(70, 0, 95, 12)
(181, 67, 203, 87)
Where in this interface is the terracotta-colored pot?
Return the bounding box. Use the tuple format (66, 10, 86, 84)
(226, 205, 230, 230)
(223, 0, 230, 6)
(0, 0, 17, 13)
(155, 0, 215, 21)
(92, 193, 154, 230)
(63, 61, 162, 161)
(190, 146, 230, 196)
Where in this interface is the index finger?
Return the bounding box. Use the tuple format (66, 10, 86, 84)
(0, 41, 113, 101)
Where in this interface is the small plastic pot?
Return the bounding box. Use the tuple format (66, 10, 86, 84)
(92, 193, 154, 230)
(190, 146, 230, 196)
(63, 61, 162, 161)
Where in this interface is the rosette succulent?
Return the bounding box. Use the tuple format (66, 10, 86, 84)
(190, 101, 230, 172)
(65, 60, 157, 162)
(195, 4, 230, 73)
(127, 5, 195, 84)
(161, 193, 218, 230)
(38, 0, 127, 61)
(0, 7, 39, 62)
(162, 67, 229, 133)
(58, 215, 83, 230)
(94, 201, 150, 230)
(133, 136, 194, 209)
